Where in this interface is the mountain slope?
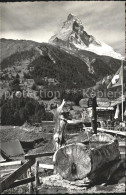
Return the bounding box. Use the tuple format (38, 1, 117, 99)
(49, 14, 124, 60)
(1, 39, 125, 92)
(0, 38, 40, 63)
(29, 43, 115, 88)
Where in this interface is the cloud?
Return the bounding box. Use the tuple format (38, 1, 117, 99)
(0, 1, 125, 55)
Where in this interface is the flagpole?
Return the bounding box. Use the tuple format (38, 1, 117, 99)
(121, 60, 123, 122)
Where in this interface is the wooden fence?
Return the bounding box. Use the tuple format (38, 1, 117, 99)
(0, 152, 54, 194)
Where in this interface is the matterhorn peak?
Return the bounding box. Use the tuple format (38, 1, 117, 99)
(67, 13, 81, 22)
(67, 13, 75, 20)
(49, 14, 124, 60)
(66, 13, 83, 28)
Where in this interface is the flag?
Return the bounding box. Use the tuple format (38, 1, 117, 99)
(124, 102, 126, 116)
(107, 64, 123, 89)
(114, 103, 120, 119)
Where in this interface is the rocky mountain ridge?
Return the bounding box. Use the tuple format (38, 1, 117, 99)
(49, 14, 124, 60)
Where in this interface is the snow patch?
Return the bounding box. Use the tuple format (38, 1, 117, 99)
(48, 52, 56, 64)
(35, 47, 44, 56)
(73, 40, 124, 60)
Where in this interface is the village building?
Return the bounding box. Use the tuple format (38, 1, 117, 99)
(48, 78, 59, 85)
(43, 77, 59, 85)
(23, 79, 35, 89)
(26, 79, 34, 85)
(39, 97, 61, 111)
(19, 78, 25, 84)
(37, 85, 44, 90)
(79, 98, 115, 126)
(29, 66, 34, 71)
(66, 100, 75, 107)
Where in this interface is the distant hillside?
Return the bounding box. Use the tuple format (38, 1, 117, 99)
(1, 38, 125, 92)
(0, 38, 40, 63)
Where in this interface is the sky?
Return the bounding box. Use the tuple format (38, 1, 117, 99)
(0, 1, 125, 56)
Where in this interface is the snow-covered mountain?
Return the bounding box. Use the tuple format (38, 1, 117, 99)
(49, 14, 124, 60)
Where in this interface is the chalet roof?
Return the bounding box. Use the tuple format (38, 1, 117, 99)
(1, 140, 24, 157)
(79, 98, 111, 108)
(72, 106, 83, 111)
(96, 107, 114, 111)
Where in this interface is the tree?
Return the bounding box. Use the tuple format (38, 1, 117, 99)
(31, 83, 37, 90)
(1, 103, 14, 125)
(16, 73, 20, 79)
(13, 111, 22, 125)
(9, 77, 21, 91)
(45, 112, 54, 121)
(23, 72, 31, 79)
(1, 95, 49, 126)
(25, 101, 35, 116)
(19, 108, 28, 124)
